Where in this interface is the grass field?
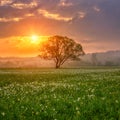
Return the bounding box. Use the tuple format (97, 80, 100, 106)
(0, 68, 120, 120)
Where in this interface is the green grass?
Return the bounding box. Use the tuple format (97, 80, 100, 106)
(0, 68, 120, 120)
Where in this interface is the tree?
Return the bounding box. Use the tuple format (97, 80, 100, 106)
(39, 35, 85, 68)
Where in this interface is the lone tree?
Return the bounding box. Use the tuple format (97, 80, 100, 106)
(39, 35, 85, 68)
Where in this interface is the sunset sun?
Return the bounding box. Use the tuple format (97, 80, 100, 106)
(31, 35, 39, 44)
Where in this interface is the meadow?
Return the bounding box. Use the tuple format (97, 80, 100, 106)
(0, 68, 120, 120)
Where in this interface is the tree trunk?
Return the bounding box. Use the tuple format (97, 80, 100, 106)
(55, 63, 60, 69)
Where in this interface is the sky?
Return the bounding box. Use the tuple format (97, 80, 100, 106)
(0, 0, 120, 57)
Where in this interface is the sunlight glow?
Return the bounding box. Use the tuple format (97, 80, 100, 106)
(31, 35, 39, 44)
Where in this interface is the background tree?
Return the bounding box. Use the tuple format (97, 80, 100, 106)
(91, 53, 98, 66)
(39, 35, 85, 68)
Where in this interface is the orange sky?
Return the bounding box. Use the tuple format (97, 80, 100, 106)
(0, 0, 120, 57)
(0, 36, 48, 57)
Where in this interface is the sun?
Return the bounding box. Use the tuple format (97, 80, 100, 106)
(31, 35, 39, 44)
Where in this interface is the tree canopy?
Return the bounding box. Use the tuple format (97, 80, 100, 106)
(39, 35, 85, 68)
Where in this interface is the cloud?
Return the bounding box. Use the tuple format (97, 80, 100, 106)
(0, 0, 13, 6)
(11, 1, 38, 9)
(58, 0, 73, 7)
(0, 17, 23, 22)
(24, 13, 34, 17)
(0, 12, 35, 23)
(93, 6, 100, 12)
(38, 9, 72, 22)
(78, 11, 86, 19)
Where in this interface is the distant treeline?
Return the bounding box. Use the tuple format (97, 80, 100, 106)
(0, 50, 120, 68)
